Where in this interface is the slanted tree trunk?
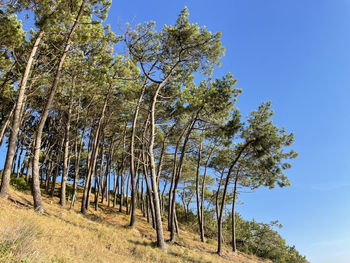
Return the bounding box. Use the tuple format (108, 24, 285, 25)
(217, 140, 253, 255)
(168, 129, 185, 231)
(215, 170, 224, 222)
(170, 118, 197, 242)
(195, 139, 204, 241)
(0, 30, 44, 198)
(81, 91, 109, 214)
(60, 94, 73, 207)
(218, 168, 241, 255)
(0, 103, 15, 148)
(129, 80, 147, 227)
(32, 1, 86, 213)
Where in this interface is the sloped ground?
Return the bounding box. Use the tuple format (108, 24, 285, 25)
(0, 187, 270, 263)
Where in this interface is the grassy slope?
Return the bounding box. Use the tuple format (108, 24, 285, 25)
(0, 186, 270, 263)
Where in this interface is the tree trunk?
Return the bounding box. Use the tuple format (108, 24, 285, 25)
(107, 156, 111, 207)
(232, 175, 239, 252)
(12, 144, 19, 175)
(95, 143, 104, 211)
(141, 173, 145, 216)
(60, 94, 73, 206)
(81, 92, 109, 214)
(0, 30, 44, 198)
(146, 192, 150, 223)
(113, 165, 118, 208)
(50, 138, 64, 198)
(170, 119, 197, 242)
(0, 103, 15, 148)
(199, 144, 214, 242)
(126, 173, 130, 214)
(45, 157, 54, 193)
(119, 123, 127, 212)
(142, 149, 155, 229)
(16, 145, 24, 178)
(195, 139, 204, 242)
(70, 126, 86, 208)
(217, 141, 253, 255)
(32, 1, 86, 213)
(25, 143, 34, 184)
(168, 132, 183, 231)
(160, 180, 167, 217)
(148, 83, 166, 250)
(50, 163, 59, 198)
(119, 169, 124, 212)
(129, 81, 147, 227)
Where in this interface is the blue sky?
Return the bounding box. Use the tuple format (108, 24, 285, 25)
(104, 0, 350, 262)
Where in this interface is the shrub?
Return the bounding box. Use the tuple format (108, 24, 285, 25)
(10, 177, 30, 191)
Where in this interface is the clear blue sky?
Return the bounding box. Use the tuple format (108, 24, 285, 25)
(105, 1, 350, 262)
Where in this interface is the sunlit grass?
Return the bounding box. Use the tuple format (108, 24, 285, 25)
(0, 185, 269, 263)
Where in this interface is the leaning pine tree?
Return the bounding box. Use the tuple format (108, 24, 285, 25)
(125, 7, 224, 250)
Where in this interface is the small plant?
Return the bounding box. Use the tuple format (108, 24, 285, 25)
(10, 177, 30, 191)
(0, 219, 40, 262)
(206, 239, 216, 245)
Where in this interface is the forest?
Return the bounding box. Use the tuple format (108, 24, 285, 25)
(0, 1, 307, 262)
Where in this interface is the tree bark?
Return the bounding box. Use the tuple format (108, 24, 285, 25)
(70, 126, 86, 208)
(195, 139, 204, 242)
(232, 174, 239, 252)
(148, 82, 168, 250)
(50, 137, 64, 198)
(129, 81, 147, 226)
(199, 144, 215, 242)
(0, 30, 44, 198)
(0, 103, 15, 148)
(142, 143, 155, 229)
(95, 142, 104, 211)
(113, 165, 118, 208)
(60, 94, 73, 206)
(119, 124, 127, 212)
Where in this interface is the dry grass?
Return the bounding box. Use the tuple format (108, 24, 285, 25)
(0, 186, 270, 263)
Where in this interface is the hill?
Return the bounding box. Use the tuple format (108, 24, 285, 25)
(0, 186, 269, 263)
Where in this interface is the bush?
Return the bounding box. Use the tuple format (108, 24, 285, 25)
(10, 177, 30, 191)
